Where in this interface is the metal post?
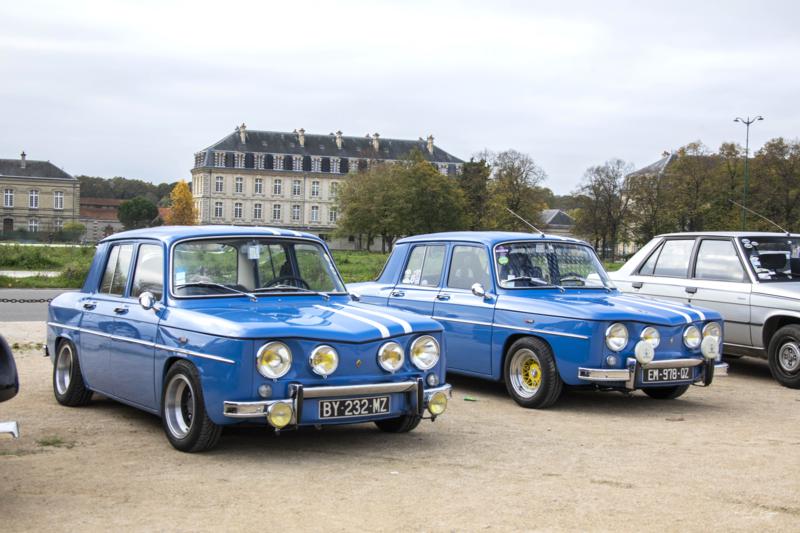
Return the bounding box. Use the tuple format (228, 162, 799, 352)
(734, 116, 763, 230)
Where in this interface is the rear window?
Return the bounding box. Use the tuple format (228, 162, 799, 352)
(100, 244, 134, 296)
(401, 245, 446, 287)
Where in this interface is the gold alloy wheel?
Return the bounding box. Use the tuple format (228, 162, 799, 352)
(509, 348, 543, 399)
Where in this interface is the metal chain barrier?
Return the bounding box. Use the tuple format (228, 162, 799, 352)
(0, 298, 53, 303)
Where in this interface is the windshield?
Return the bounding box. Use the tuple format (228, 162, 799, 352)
(172, 238, 345, 296)
(739, 236, 800, 282)
(495, 241, 611, 289)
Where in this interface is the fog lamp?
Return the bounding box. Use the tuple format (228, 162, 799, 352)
(428, 391, 448, 416)
(267, 402, 293, 429)
(634, 340, 655, 365)
(701, 336, 720, 360)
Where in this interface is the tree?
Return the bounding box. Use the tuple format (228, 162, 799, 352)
(751, 138, 800, 231)
(458, 158, 492, 229)
(118, 197, 159, 230)
(165, 180, 198, 225)
(481, 150, 548, 231)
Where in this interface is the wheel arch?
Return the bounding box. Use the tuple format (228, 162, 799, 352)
(500, 333, 556, 382)
(762, 314, 800, 350)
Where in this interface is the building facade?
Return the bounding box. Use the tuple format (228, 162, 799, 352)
(0, 152, 80, 236)
(79, 197, 125, 242)
(191, 125, 463, 248)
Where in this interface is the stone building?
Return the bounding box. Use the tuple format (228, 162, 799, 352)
(79, 197, 124, 242)
(540, 209, 576, 237)
(0, 152, 80, 236)
(191, 125, 463, 248)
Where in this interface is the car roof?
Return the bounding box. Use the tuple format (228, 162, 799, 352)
(656, 231, 799, 238)
(100, 225, 323, 245)
(396, 231, 587, 247)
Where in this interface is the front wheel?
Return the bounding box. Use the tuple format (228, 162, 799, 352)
(504, 337, 563, 408)
(53, 340, 93, 406)
(768, 325, 800, 388)
(642, 385, 690, 400)
(374, 414, 421, 433)
(161, 360, 222, 452)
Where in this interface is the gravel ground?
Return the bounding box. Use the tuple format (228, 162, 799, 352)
(1, 321, 799, 532)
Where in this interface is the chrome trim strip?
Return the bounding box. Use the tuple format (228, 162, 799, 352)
(0, 421, 19, 438)
(47, 322, 235, 364)
(430, 316, 589, 340)
(714, 362, 729, 376)
(577, 367, 630, 381)
(314, 304, 391, 338)
(340, 304, 413, 334)
(724, 342, 754, 349)
(431, 316, 492, 327)
(302, 380, 419, 399)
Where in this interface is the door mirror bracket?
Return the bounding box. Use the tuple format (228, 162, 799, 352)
(138, 291, 157, 311)
(471, 283, 487, 299)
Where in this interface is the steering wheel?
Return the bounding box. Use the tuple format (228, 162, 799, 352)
(559, 272, 586, 285)
(264, 276, 311, 289)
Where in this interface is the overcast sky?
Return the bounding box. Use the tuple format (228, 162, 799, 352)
(1, 0, 798, 194)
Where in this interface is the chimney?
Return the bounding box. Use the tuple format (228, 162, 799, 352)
(372, 133, 380, 151)
(426, 135, 434, 155)
(297, 128, 305, 147)
(335, 130, 343, 149)
(238, 123, 247, 143)
(20, 151, 26, 169)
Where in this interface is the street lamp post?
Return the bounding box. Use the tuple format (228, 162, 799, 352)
(734, 115, 764, 230)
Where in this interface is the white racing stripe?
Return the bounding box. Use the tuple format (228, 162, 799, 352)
(636, 297, 707, 321)
(313, 305, 391, 338)
(341, 305, 413, 334)
(617, 296, 695, 324)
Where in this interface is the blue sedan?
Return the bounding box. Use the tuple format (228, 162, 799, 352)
(47, 226, 451, 452)
(350, 232, 728, 408)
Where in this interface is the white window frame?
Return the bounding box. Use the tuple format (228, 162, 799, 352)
(311, 181, 320, 197)
(255, 178, 263, 195)
(215, 176, 224, 193)
(292, 180, 301, 196)
(3, 189, 13, 208)
(29, 190, 39, 209)
(273, 179, 282, 196)
(310, 205, 320, 223)
(329, 182, 339, 199)
(253, 203, 262, 220)
(28, 218, 38, 232)
(329, 206, 338, 223)
(53, 191, 64, 210)
(291, 204, 301, 221)
(235, 176, 243, 194)
(214, 201, 223, 218)
(272, 204, 282, 221)
(234, 202, 243, 219)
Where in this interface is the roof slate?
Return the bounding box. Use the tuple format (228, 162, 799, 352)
(0, 158, 75, 180)
(627, 153, 675, 178)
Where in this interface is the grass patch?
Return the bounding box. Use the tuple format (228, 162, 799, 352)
(0, 448, 43, 457)
(36, 435, 76, 449)
(0, 244, 95, 270)
(332, 251, 389, 283)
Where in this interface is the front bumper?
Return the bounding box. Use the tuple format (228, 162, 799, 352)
(223, 379, 452, 427)
(0, 421, 19, 438)
(578, 357, 728, 389)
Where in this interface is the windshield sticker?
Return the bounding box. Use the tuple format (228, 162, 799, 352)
(496, 246, 509, 254)
(247, 245, 261, 260)
(498, 255, 509, 265)
(743, 243, 753, 249)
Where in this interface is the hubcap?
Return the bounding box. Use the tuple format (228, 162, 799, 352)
(164, 374, 195, 439)
(778, 341, 800, 374)
(509, 348, 543, 398)
(55, 344, 73, 395)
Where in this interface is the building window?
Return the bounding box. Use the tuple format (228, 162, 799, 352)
(29, 190, 39, 209)
(235, 153, 245, 168)
(255, 153, 265, 169)
(255, 178, 263, 194)
(275, 155, 284, 170)
(292, 180, 301, 196)
(293, 156, 303, 171)
(235, 176, 243, 193)
(28, 218, 38, 232)
(214, 202, 223, 218)
(438, 164, 449, 175)
(214, 152, 225, 167)
(54, 218, 64, 231)
(273, 179, 282, 196)
(253, 203, 262, 220)
(311, 205, 320, 223)
(349, 160, 360, 173)
(272, 204, 281, 221)
(329, 207, 338, 223)
(329, 182, 339, 198)
(215, 176, 224, 193)
(321, 157, 331, 173)
(3, 189, 13, 208)
(291, 204, 301, 222)
(312, 157, 322, 172)
(53, 191, 64, 210)
(234, 202, 243, 219)
(194, 152, 205, 167)
(331, 158, 340, 174)
(311, 181, 320, 197)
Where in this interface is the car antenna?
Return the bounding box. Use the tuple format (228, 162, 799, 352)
(729, 200, 791, 235)
(505, 208, 545, 236)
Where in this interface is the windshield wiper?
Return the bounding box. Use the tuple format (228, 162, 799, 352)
(175, 282, 257, 302)
(503, 276, 565, 291)
(253, 285, 331, 301)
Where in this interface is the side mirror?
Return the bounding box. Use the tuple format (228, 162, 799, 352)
(471, 283, 487, 299)
(349, 292, 361, 302)
(139, 291, 156, 310)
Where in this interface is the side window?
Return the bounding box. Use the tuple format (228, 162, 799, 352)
(653, 240, 695, 278)
(638, 242, 663, 276)
(448, 245, 491, 290)
(401, 245, 445, 287)
(694, 240, 746, 282)
(99, 244, 134, 297)
(131, 244, 165, 299)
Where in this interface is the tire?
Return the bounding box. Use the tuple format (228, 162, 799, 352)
(374, 414, 422, 433)
(504, 337, 563, 409)
(161, 360, 222, 452)
(767, 325, 800, 389)
(642, 385, 690, 400)
(53, 339, 93, 407)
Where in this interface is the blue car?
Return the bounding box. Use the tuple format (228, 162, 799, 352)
(349, 232, 728, 408)
(47, 226, 451, 452)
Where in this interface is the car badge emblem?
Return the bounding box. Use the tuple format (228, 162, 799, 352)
(355, 359, 362, 368)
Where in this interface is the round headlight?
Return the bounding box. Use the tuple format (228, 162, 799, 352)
(683, 325, 702, 349)
(410, 335, 440, 370)
(605, 323, 629, 352)
(427, 391, 448, 416)
(256, 342, 292, 379)
(378, 341, 404, 373)
(640, 326, 661, 349)
(309, 345, 339, 377)
(267, 402, 293, 429)
(703, 322, 722, 341)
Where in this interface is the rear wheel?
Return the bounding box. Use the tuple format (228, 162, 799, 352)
(161, 360, 222, 452)
(374, 414, 421, 433)
(53, 340, 93, 406)
(768, 325, 800, 388)
(642, 385, 690, 400)
(504, 337, 563, 408)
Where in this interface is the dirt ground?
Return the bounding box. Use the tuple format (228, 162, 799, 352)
(1, 321, 799, 532)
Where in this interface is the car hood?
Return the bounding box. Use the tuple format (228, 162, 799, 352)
(161, 297, 441, 342)
(752, 282, 800, 301)
(496, 290, 717, 326)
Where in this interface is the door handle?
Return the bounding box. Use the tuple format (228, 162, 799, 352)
(113, 307, 129, 314)
(632, 282, 643, 289)
(390, 290, 405, 297)
(436, 294, 450, 301)
(685, 287, 698, 295)
(82, 302, 96, 310)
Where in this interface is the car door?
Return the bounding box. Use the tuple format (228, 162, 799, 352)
(629, 238, 698, 304)
(109, 242, 163, 409)
(78, 242, 135, 395)
(688, 238, 752, 346)
(433, 244, 495, 376)
(388, 243, 447, 315)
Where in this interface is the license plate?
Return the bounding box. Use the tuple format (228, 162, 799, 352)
(318, 396, 391, 419)
(642, 367, 693, 384)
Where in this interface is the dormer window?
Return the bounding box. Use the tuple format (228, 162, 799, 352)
(214, 152, 225, 167)
(194, 152, 205, 167)
(331, 158, 340, 174)
(275, 155, 284, 170)
(311, 157, 322, 173)
(234, 153, 245, 168)
(293, 156, 303, 171)
(438, 163, 449, 176)
(255, 153, 265, 169)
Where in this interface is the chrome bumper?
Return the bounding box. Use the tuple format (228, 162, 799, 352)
(223, 380, 452, 423)
(578, 358, 728, 389)
(0, 421, 19, 438)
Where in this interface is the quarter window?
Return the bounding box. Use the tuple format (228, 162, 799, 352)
(401, 245, 446, 287)
(652, 239, 695, 278)
(100, 244, 134, 296)
(694, 240, 746, 282)
(131, 244, 164, 299)
(448, 245, 491, 290)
